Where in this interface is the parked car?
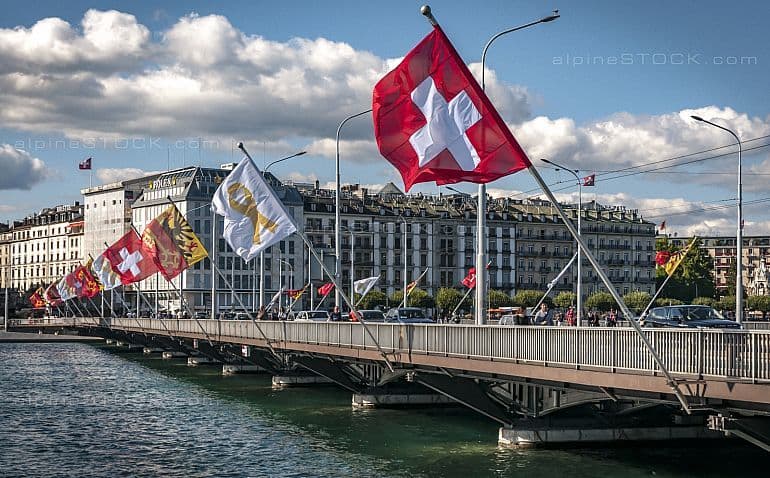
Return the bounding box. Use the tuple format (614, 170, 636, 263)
(293, 310, 331, 322)
(356, 310, 386, 322)
(194, 311, 209, 320)
(642, 305, 741, 329)
(384, 307, 433, 324)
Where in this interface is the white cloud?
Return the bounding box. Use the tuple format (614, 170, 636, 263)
(513, 106, 770, 192)
(0, 10, 534, 147)
(0, 145, 49, 190)
(95, 167, 159, 184)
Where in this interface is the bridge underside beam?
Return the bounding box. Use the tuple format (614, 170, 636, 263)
(414, 372, 512, 426)
(709, 415, 770, 452)
(292, 356, 365, 393)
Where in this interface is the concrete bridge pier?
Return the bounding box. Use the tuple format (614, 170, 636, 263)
(162, 351, 188, 359)
(222, 364, 265, 375)
(351, 387, 456, 408)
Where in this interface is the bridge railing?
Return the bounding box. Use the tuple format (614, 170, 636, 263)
(76, 318, 770, 382)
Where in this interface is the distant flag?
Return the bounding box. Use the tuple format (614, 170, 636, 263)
(317, 282, 335, 297)
(582, 174, 595, 187)
(406, 267, 430, 296)
(212, 156, 297, 261)
(142, 204, 208, 281)
(30, 288, 46, 309)
(460, 260, 492, 289)
(90, 253, 123, 290)
(372, 24, 531, 191)
(285, 287, 307, 301)
(103, 230, 158, 285)
(266, 288, 284, 310)
(461, 267, 477, 289)
(44, 281, 63, 306)
(657, 238, 697, 277)
(78, 157, 92, 170)
(354, 276, 380, 298)
(659, 221, 666, 232)
(71, 261, 100, 298)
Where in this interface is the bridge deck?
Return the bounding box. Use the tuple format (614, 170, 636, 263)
(18, 317, 770, 408)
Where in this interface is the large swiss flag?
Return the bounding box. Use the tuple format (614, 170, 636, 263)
(104, 230, 158, 285)
(373, 26, 531, 191)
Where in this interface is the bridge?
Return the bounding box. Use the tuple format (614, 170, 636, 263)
(12, 317, 770, 450)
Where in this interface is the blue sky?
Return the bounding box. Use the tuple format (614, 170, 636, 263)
(1, 0, 769, 236)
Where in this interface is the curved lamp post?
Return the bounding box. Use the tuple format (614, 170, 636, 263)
(475, 10, 560, 325)
(541, 158, 582, 326)
(335, 108, 372, 309)
(691, 115, 743, 324)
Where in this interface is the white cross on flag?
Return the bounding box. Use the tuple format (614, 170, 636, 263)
(103, 230, 158, 285)
(373, 25, 531, 191)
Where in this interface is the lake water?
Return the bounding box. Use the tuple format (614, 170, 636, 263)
(1, 343, 768, 477)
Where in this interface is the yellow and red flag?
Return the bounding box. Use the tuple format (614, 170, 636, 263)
(142, 204, 208, 281)
(657, 238, 697, 277)
(30, 288, 46, 308)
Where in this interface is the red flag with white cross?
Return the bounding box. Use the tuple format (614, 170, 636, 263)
(372, 26, 531, 191)
(103, 230, 158, 285)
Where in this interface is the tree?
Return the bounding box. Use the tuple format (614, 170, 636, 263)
(654, 297, 684, 307)
(391, 288, 434, 309)
(747, 295, 770, 319)
(655, 237, 716, 302)
(718, 295, 736, 313)
(623, 291, 652, 314)
(553, 291, 576, 309)
(692, 296, 718, 308)
(358, 290, 387, 310)
(724, 258, 737, 297)
(513, 290, 551, 308)
(585, 291, 617, 312)
(435, 288, 469, 315)
(488, 289, 513, 308)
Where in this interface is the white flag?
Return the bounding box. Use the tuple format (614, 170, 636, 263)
(91, 253, 123, 290)
(267, 287, 284, 310)
(354, 276, 380, 298)
(212, 156, 297, 261)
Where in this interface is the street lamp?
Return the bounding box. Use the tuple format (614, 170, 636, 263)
(474, 10, 560, 326)
(335, 108, 372, 309)
(541, 158, 582, 326)
(691, 115, 743, 325)
(259, 150, 307, 309)
(398, 215, 408, 307)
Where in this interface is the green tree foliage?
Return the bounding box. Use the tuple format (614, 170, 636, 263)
(391, 288, 434, 309)
(358, 290, 387, 310)
(692, 296, 718, 308)
(747, 296, 770, 319)
(513, 290, 551, 308)
(622, 291, 652, 314)
(585, 291, 617, 312)
(655, 237, 716, 302)
(553, 291, 576, 309)
(724, 259, 737, 296)
(488, 289, 513, 308)
(718, 295, 736, 312)
(435, 288, 469, 314)
(654, 297, 685, 307)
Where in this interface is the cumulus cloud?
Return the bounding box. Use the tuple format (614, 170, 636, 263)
(512, 106, 770, 191)
(0, 10, 534, 147)
(95, 167, 159, 184)
(0, 145, 50, 190)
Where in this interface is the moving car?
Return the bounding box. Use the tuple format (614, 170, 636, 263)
(384, 307, 433, 324)
(642, 305, 741, 329)
(293, 310, 331, 322)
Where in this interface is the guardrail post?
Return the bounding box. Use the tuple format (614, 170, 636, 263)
(751, 332, 757, 383)
(698, 329, 704, 378)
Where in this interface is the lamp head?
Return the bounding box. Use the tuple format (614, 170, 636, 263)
(237, 142, 244, 149)
(542, 10, 560, 22)
(691, 115, 705, 122)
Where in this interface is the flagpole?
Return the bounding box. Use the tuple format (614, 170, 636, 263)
(212, 261, 277, 357)
(232, 143, 394, 371)
(640, 239, 697, 321)
(525, 163, 691, 412)
(532, 252, 578, 315)
(211, 209, 218, 320)
(452, 286, 474, 318)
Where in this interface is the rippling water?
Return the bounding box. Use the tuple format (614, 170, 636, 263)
(1, 343, 768, 477)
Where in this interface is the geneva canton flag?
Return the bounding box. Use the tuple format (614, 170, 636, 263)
(372, 26, 531, 191)
(212, 156, 297, 261)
